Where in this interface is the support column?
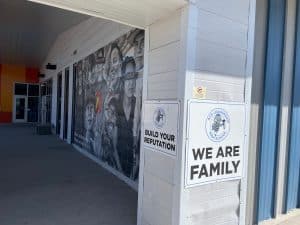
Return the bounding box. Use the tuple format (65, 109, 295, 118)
(137, 7, 189, 225)
(138, 1, 256, 225)
(276, 0, 297, 216)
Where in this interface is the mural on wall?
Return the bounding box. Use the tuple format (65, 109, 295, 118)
(73, 29, 144, 181)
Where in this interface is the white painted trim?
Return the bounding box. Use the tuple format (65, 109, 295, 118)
(60, 69, 65, 139)
(274, 0, 297, 217)
(240, 0, 257, 224)
(67, 65, 73, 143)
(246, 0, 269, 224)
(137, 26, 149, 225)
(12, 95, 28, 123)
(177, 5, 191, 225)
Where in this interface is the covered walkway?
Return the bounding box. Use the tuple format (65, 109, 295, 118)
(0, 124, 137, 225)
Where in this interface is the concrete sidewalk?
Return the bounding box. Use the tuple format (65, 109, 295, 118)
(260, 209, 300, 225)
(0, 124, 137, 225)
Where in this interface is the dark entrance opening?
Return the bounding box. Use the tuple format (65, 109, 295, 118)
(56, 72, 62, 135)
(71, 63, 77, 143)
(63, 68, 70, 140)
(27, 84, 40, 123)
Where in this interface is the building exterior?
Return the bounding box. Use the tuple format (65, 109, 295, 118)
(1, 0, 300, 225)
(0, 64, 39, 123)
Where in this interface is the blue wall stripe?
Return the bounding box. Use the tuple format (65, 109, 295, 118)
(258, 0, 286, 222)
(286, 0, 300, 212)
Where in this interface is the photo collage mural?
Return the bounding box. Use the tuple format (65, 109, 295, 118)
(73, 29, 144, 182)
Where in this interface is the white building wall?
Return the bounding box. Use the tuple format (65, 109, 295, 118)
(189, 0, 249, 102)
(147, 11, 182, 100)
(138, 0, 255, 223)
(139, 9, 185, 225)
(180, 1, 253, 225)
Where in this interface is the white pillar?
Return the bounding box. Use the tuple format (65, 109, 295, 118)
(138, 1, 256, 225)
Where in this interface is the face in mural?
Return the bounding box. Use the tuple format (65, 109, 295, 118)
(123, 57, 137, 98)
(106, 45, 122, 93)
(124, 79, 136, 98)
(88, 70, 97, 84)
(92, 63, 104, 83)
(109, 46, 122, 78)
(134, 32, 144, 71)
(85, 102, 95, 131)
(84, 57, 96, 85)
(92, 49, 106, 83)
(104, 101, 117, 124)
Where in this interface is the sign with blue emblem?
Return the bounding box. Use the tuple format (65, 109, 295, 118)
(206, 108, 230, 142)
(185, 101, 245, 187)
(143, 101, 179, 156)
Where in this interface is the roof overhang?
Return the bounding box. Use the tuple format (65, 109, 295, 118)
(28, 0, 188, 29)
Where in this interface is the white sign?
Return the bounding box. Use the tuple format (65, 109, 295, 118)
(185, 101, 245, 187)
(143, 101, 179, 156)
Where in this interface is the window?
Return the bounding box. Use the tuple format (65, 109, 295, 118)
(14, 83, 27, 95)
(28, 84, 39, 96)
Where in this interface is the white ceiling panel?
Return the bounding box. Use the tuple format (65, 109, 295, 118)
(28, 0, 188, 28)
(0, 0, 90, 67)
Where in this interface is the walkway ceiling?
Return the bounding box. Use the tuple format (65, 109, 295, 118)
(0, 0, 90, 67)
(28, 0, 188, 29)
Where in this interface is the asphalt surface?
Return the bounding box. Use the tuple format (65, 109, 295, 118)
(0, 124, 137, 225)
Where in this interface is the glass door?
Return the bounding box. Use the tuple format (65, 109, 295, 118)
(56, 72, 62, 135)
(13, 96, 27, 123)
(27, 97, 39, 122)
(27, 84, 40, 123)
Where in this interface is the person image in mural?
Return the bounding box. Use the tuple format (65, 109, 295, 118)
(116, 56, 140, 179)
(101, 97, 122, 171)
(107, 43, 123, 94)
(84, 95, 96, 153)
(92, 48, 107, 158)
(74, 61, 85, 136)
(132, 30, 144, 73)
(73, 29, 144, 182)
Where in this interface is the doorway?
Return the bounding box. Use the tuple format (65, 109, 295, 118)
(13, 96, 27, 123)
(13, 83, 40, 123)
(63, 68, 69, 140)
(56, 72, 62, 135)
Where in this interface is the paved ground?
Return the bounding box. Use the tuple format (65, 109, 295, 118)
(0, 124, 137, 225)
(260, 209, 300, 225)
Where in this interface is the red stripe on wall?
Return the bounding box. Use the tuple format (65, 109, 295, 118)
(25, 68, 39, 83)
(0, 112, 12, 123)
(0, 64, 2, 114)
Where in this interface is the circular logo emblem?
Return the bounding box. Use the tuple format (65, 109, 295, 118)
(205, 108, 230, 142)
(153, 107, 166, 129)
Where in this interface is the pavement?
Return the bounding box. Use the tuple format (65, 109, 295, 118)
(259, 209, 300, 225)
(0, 124, 137, 225)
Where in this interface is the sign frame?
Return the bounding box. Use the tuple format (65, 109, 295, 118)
(143, 100, 180, 157)
(184, 100, 247, 188)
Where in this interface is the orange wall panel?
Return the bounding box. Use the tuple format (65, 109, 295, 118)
(0, 65, 26, 112)
(0, 64, 39, 123)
